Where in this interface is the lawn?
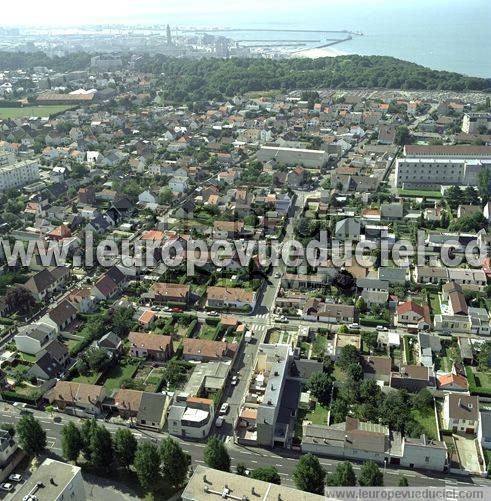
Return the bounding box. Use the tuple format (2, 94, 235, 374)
(71, 371, 103, 385)
(311, 333, 327, 359)
(398, 189, 442, 199)
(18, 352, 36, 363)
(411, 407, 438, 440)
(403, 336, 414, 364)
(103, 362, 140, 390)
(0, 105, 74, 119)
(474, 371, 491, 389)
(198, 325, 218, 341)
(305, 403, 329, 425)
(429, 292, 441, 315)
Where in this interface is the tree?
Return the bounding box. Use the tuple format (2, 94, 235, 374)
(236, 463, 247, 476)
(110, 306, 135, 337)
(61, 422, 83, 462)
(16, 414, 46, 457)
(381, 390, 411, 433)
(293, 453, 325, 494)
(307, 372, 332, 405)
(113, 428, 137, 469)
(478, 167, 490, 199)
(160, 437, 191, 487)
(412, 388, 433, 411)
(330, 398, 349, 423)
(204, 437, 230, 472)
(134, 442, 161, 492)
(346, 363, 364, 382)
(394, 126, 411, 146)
(362, 331, 378, 353)
(355, 297, 366, 313)
(337, 344, 360, 371)
(89, 424, 113, 470)
(159, 187, 173, 204)
(80, 418, 98, 458)
(250, 466, 281, 484)
(326, 461, 356, 487)
(5, 286, 35, 315)
(398, 476, 409, 487)
(358, 460, 384, 486)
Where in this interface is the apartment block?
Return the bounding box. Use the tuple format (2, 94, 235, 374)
(0, 159, 39, 191)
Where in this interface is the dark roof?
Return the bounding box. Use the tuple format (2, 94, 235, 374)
(32, 352, 64, 378)
(289, 359, 324, 380)
(106, 266, 126, 285)
(137, 392, 166, 424)
(94, 275, 118, 297)
(41, 339, 68, 360)
(48, 300, 77, 326)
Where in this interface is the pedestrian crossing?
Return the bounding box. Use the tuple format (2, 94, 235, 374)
(254, 313, 269, 320)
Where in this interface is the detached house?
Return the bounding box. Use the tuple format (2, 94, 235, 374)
(395, 301, 431, 331)
(182, 338, 238, 363)
(443, 394, 479, 433)
(14, 323, 56, 355)
(206, 286, 256, 311)
(40, 299, 77, 333)
(128, 331, 173, 361)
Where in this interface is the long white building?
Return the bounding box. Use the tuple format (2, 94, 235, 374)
(0, 159, 40, 191)
(395, 145, 491, 189)
(257, 145, 329, 168)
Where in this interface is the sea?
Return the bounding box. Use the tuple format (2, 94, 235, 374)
(160, 0, 491, 78)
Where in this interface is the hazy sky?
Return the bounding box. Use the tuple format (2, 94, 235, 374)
(2, 0, 459, 26)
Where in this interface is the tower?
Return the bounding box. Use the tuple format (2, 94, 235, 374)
(166, 24, 172, 46)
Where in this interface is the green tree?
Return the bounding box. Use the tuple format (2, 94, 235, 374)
(160, 437, 191, 487)
(134, 442, 161, 492)
(337, 344, 360, 370)
(307, 372, 332, 405)
(412, 388, 433, 411)
(394, 126, 411, 146)
(398, 476, 409, 487)
(113, 428, 137, 469)
(61, 422, 83, 462)
(293, 453, 325, 493)
(5, 286, 35, 315)
(16, 414, 46, 457)
(250, 466, 281, 484)
(358, 460, 384, 486)
(81, 418, 98, 458)
(330, 398, 349, 423)
(236, 463, 247, 476)
(204, 437, 230, 472)
(159, 187, 173, 204)
(89, 424, 113, 470)
(326, 461, 356, 487)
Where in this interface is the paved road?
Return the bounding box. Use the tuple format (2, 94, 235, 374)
(1, 405, 489, 491)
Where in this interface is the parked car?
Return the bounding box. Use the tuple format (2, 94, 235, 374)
(376, 325, 388, 332)
(219, 403, 230, 415)
(231, 376, 239, 386)
(0, 483, 13, 491)
(208, 311, 219, 317)
(215, 416, 224, 427)
(277, 315, 289, 323)
(8, 474, 22, 483)
(348, 323, 360, 330)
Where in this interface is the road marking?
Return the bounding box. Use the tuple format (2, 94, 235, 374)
(286, 458, 294, 461)
(279, 473, 289, 477)
(275, 464, 283, 467)
(194, 444, 205, 448)
(251, 460, 258, 464)
(195, 460, 204, 464)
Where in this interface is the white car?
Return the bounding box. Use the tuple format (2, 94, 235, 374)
(277, 315, 289, 323)
(208, 311, 219, 317)
(376, 325, 388, 332)
(274, 272, 281, 278)
(219, 403, 230, 415)
(215, 416, 224, 427)
(231, 376, 239, 386)
(0, 483, 13, 491)
(348, 323, 360, 330)
(8, 474, 22, 482)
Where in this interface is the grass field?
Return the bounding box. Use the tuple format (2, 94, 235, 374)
(305, 404, 329, 425)
(103, 362, 140, 390)
(398, 189, 442, 199)
(411, 407, 438, 440)
(0, 105, 74, 119)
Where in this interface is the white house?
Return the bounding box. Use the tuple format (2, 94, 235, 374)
(14, 323, 56, 355)
(442, 394, 479, 433)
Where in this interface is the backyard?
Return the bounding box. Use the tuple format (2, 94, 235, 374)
(102, 361, 140, 390)
(411, 406, 439, 440)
